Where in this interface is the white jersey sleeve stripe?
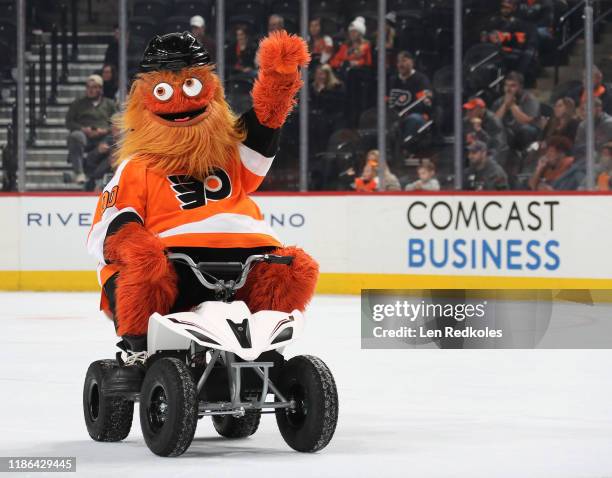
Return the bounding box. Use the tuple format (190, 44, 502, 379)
(239, 143, 275, 177)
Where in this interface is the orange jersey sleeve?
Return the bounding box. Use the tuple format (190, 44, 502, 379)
(88, 159, 147, 268)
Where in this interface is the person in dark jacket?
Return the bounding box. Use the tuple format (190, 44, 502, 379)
(463, 141, 509, 190)
(568, 66, 612, 115)
(388, 50, 433, 143)
(83, 115, 120, 191)
(65, 75, 116, 184)
(482, 0, 539, 80)
(227, 27, 257, 77)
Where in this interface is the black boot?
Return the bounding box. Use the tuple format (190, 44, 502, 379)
(102, 335, 147, 394)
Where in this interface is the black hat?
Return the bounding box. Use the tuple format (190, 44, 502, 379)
(139, 31, 211, 73)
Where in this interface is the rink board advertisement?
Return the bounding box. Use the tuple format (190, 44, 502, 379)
(1, 193, 612, 292)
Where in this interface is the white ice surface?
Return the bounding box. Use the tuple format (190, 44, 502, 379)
(0, 292, 611, 478)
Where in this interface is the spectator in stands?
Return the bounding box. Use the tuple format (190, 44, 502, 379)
(100, 64, 118, 101)
(405, 159, 440, 191)
(383, 12, 397, 68)
(331, 16, 373, 127)
(330, 16, 372, 71)
(463, 97, 508, 155)
(517, 0, 554, 42)
(568, 66, 612, 115)
(348, 150, 401, 192)
(228, 27, 257, 77)
(493, 71, 540, 152)
(540, 97, 580, 147)
(574, 97, 612, 158)
(482, 0, 538, 81)
(388, 51, 433, 142)
(310, 64, 345, 153)
(463, 141, 509, 190)
(308, 17, 334, 65)
(83, 114, 121, 191)
(268, 14, 285, 34)
(190, 15, 216, 61)
(593, 142, 612, 190)
(103, 25, 128, 70)
(65, 75, 117, 184)
(528, 136, 576, 190)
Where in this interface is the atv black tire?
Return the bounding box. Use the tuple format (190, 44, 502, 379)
(275, 355, 338, 452)
(212, 410, 261, 438)
(139, 358, 198, 457)
(83, 359, 134, 442)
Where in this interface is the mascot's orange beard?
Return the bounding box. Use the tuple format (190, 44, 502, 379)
(116, 65, 245, 181)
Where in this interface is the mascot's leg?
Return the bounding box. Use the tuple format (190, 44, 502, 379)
(236, 246, 319, 313)
(102, 223, 178, 393)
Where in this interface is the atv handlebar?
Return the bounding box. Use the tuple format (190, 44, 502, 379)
(167, 252, 293, 293)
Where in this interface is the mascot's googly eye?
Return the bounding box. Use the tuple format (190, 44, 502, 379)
(182, 78, 203, 97)
(153, 82, 174, 101)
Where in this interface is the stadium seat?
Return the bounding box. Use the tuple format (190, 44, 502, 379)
(318, 16, 342, 37)
(172, 0, 215, 18)
(350, 0, 377, 17)
(270, 0, 299, 17)
(161, 16, 192, 35)
(389, 0, 425, 15)
(309, 0, 343, 16)
(129, 16, 159, 40)
(396, 12, 428, 53)
(133, 0, 168, 20)
(0, 0, 15, 20)
(432, 66, 454, 135)
(463, 43, 505, 98)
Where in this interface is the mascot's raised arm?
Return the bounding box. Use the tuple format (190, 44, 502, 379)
(87, 30, 317, 392)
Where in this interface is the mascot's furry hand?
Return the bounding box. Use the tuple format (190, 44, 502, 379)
(104, 223, 177, 336)
(252, 30, 310, 129)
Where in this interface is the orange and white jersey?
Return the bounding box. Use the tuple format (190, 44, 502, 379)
(87, 108, 281, 287)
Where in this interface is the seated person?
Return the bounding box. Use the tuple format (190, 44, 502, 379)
(574, 97, 612, 159)
(493, 71, 540, 152)
(463, 141, 509, 191)
(463, 97, 508, 154)
(388, 51, 433, 142)
(540, 97, 580, 147)
(308, 17, 334, 65)
(568, 66, 612, 116)
(405, 159, 440, 191)
(83, 114, 121, 191)
(593, 142, 612, 190)
(482, 0, 538, 80)
(65, 74, 116, 184)
(227, 27, 257, 77)
(347, 150, 401, 192)
(309, 64, 345, 153)
(528, 136, 576, 190)
(517, 0, 554, 42)
(329, 16, 372, 71)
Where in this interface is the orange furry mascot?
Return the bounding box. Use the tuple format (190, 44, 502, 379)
(87, 31, 317, 347)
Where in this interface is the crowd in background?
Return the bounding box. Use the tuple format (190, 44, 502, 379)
(21, 0, 612, 192)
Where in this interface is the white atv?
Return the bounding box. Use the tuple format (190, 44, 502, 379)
(83, 253, 338, 457)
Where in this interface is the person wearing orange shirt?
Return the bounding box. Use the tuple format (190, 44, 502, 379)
(329, 16, 372, 70)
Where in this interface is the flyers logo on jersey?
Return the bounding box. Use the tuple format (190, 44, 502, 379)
(168, 169, 232, 210)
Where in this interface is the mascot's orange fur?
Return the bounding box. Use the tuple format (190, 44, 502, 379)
(95, 31, 317, 337)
